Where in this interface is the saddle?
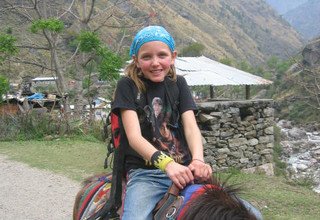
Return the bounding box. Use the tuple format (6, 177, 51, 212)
(153, 184, 184, 220)
(75, 175, 184, 220)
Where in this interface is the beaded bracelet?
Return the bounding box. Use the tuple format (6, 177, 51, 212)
(192, 158, 205, 163)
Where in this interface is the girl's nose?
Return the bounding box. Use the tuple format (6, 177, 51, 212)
(151, 57, 160, 65)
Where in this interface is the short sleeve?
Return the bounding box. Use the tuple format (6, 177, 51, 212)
(176, 75, 197, 114)
(111, 77, 138, 115)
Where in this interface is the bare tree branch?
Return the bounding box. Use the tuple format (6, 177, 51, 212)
(91, 0, 128, 20)
(83, 0, 96, 24)
(8, 58, 54, 71)
(63, 44, 80, 68)
(17, 45, 50, 51)
(116, 30, 130, 54)
(58, 0, 77, 19)
(1, 0, 34, 22)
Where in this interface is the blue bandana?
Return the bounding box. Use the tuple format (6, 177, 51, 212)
(129, 26, 175, 57)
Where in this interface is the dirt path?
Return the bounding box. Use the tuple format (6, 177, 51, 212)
(0, 154, 80, 220)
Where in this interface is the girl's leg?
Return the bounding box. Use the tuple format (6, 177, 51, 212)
(122, 169, 172, 220)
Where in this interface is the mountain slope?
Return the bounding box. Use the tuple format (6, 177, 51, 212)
(283, 0, 320, 40)
(265, 0, 308, 15)
(114, 0, 304, 64)
(0, 0, 304, 70)
(273, 37, 320, 122)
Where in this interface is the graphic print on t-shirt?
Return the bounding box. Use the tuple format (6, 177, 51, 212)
(151, 97, 184, 163)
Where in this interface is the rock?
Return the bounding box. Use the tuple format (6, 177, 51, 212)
(259, 135, 274, 144)
(264, 126, 274, 135)
(228, 138, 248, 148)
(248, 138, 259, 146)
(288, 127, 307, 140)
(302, 38, 320, 66)
(210, 112, 223, 118)
(277, 120, 293, 129)
(198, 113, 215, 123)
(296, 164, 308, 171)
(263, 107, 274, 117)
(217, 148, 230, 154)
(242, 163, 274, 176)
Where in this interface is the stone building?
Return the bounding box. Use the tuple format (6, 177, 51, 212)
(176, 56, 274, 174)
(196, 99, 274, 173)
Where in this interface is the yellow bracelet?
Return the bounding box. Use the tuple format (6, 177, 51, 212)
(151, 151, 174, 171)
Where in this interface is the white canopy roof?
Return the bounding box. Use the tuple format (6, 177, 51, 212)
(175, 56, 272, 86)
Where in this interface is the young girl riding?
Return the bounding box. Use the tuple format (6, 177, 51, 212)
(112, 25, 213, 219)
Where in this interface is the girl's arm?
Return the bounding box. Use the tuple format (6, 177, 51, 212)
(121, 109, 157, 159)
(182, 110, 213, 182)
(121, 108, 194, 189)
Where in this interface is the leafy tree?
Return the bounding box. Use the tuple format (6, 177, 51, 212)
(237, 60, 254, 73)
(181, 42, 205, 57)
(0, 33, 18, 64)
(0, 75, 9, 103)
(219, 57, 233, 66)
(1, 0, 142, 126)
(75, 31, 122, 113)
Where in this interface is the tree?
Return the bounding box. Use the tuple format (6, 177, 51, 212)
(1, 0, 143, 124)
(181, 42, 205, 57)
(0, 32, 18, 81)
(0, 32, 18, 103)
(0, 33, 18, 64)
(0, 75, 9, 103)
(297, 66, 320, 110)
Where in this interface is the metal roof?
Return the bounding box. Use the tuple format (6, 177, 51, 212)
(175, 56, 273, 86)
(32, 77, 57, 81)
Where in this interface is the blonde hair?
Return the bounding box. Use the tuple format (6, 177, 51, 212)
(124, 61, 177, 93)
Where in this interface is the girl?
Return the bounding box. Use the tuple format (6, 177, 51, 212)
(112, 25, 212, 220)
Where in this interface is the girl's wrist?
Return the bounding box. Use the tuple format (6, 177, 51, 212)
(151, 151, 174, 171)
(192, 158, 205, 163)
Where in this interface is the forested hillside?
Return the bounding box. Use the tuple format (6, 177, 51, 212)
(0, 0, 311, 123)
(0, 0, 303, 74)
(266, 37, 320, 123)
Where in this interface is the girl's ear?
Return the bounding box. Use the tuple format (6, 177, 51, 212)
(133, 55, 140, 68)
(171, 51, 177, 65)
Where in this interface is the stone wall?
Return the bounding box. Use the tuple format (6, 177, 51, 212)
(196, 99, 274, 172)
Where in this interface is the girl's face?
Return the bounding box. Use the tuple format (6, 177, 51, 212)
(134, 41, 177, 82)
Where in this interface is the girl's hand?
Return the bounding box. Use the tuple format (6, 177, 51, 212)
(165, 161, 194, 189)
(188, 159, 213, 183)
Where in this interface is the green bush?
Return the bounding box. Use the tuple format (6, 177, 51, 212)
(181, 42, 205, 57)
(0, 111, 106, 141)
(273, 125, 287, 176)
(0, 75, 9, 103)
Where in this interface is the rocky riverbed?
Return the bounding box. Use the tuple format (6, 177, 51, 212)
(277, 120, 320, 193)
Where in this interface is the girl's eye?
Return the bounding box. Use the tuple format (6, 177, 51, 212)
(141, 55, 151, 60)
(158, 53, 168, 58)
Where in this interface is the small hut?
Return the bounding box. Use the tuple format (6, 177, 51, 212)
(175, 56, 272, 99)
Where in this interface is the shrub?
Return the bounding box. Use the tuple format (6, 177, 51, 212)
(0, 75, 9, 103)
(0, 111, 106, 141)
(273, 125, 287, 176)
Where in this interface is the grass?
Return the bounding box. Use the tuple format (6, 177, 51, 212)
(0, 137, 110, 181)
(1, 138, 320, 219)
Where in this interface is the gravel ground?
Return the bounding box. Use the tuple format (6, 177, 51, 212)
(0, 154, 81, 220)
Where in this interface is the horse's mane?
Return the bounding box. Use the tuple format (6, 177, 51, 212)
(180, 175, 258, 220)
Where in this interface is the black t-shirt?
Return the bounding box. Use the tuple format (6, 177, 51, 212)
(112, 75, 197, 171)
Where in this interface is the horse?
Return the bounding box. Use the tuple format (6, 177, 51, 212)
(73, 173, 262, 220)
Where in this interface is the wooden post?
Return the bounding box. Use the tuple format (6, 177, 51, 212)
(245, 85, 250, 100)
(210, 85, 215, 99)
